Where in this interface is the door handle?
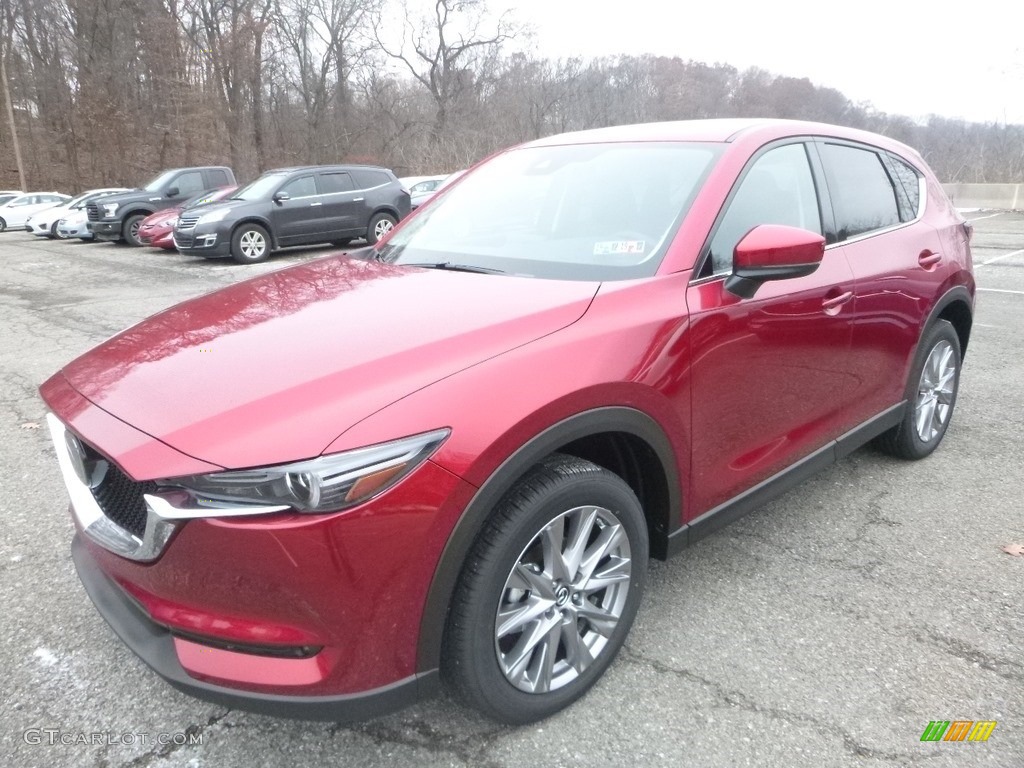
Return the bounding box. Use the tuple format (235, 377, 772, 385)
(310, 202, 322, 207)
(821, 290, 853, 314)
(918, 250, 942, 268)
(352, 197, 364, 202)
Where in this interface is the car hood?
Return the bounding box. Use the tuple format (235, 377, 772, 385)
(59, 256, 598, 471)
(181, 198, 255, 219)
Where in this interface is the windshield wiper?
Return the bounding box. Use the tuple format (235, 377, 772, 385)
(402, 261, 505, 275)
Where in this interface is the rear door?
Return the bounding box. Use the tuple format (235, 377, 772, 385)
(685, 141, 859, 514)
(815, 141, 948, 425)
(316, 171, 359, 239)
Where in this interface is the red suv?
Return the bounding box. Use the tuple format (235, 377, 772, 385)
(41, 120, 974, 725)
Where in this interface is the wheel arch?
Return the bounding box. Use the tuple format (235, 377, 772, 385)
(230, 217, 275, 249)
(416, 406, 680, 674)
(923, 285, 974, 358)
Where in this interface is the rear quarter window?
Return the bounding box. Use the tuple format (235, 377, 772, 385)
(819, 143, 901, 240)
(351, 170, 391, 189)
(884, 154, 923, 221)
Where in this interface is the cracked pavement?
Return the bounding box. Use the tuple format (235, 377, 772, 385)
(1, 217, 1022, 767)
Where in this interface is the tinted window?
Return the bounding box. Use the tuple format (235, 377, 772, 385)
(281, 175, 317, 198)
(820, 144, 900, 240)
(173, 171, 205, 195)
(886, 154, 922, 221)
(351, 169, 390, 189)
(208, 169, 230, 187)
(707, 143, 822, 275)
(319, 172, 355, 194)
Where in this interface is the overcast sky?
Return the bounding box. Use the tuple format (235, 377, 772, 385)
(494, 0, 1023, 125)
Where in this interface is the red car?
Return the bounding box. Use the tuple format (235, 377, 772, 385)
(138, 186, 238, 249)
(41, 120, 974, 725)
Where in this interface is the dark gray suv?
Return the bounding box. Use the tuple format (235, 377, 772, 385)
(173, 165, 410, 263)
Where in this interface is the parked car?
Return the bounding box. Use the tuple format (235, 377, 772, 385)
(0, 190, 23, 206)
(138, 186, 239, 249)
(27, 188, 130, 238)
(87, 166, 236, 246)
(57, 209, 96, 241)
(40, 119, 974, 725)
(410, 170, 465, 209)
(172, 165, 409, 263)
(0, 192, 71, 232)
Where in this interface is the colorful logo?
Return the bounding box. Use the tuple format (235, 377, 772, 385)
(920, 721, 997, 742)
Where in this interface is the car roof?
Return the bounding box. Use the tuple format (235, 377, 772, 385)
(521, 118, 920, 159)
(260, 165, 391, 175)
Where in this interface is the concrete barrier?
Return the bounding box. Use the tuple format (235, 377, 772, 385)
(942, 183, 1022, 211)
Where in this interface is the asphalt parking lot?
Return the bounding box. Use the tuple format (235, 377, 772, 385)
(1, 217, 1022, 767)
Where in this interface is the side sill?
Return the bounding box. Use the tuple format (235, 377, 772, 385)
(666, 402, 906, 557)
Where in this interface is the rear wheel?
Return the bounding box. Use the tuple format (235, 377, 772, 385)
(443, 454, 648, 724)
(0, 218, 7, 233)
(122, 214, 146, 246)
(366, 212, 396, 245)
(231, 223, 271, 264)
(875, 319, 961, 459)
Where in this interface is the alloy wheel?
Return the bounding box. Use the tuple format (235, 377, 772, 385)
(240, 230, 267, 259)
(494, 505, 632, 694)
(915, 339, 956, 442)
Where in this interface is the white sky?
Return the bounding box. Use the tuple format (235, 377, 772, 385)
(493, 0, 1024, 125)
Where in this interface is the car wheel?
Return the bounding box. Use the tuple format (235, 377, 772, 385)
(49, 221, 60, 238)
(231, 223, 271, 264)
(875, 319, 961, 460)
(122, 214, 146, 246)
(332, 238, 353, 247)
(0, 218, 6, 233)
(443, 454, 648, 724)
(366, 213, 397, 245)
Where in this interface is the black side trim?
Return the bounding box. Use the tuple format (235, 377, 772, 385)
(666, 402, 905, 557)
(416, 407, 681, 673)
(920, 285, 974, 358)
(72, 535, 437, 722)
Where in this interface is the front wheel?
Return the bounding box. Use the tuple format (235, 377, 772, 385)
(122, 214, 146, 246)
(875, 319, 962, 459)
(231, 223, 271, 264)
(443, 454, 648, 724)
(50, 221, 60, 238)
(365, 212, 396, 245)
(0, 218, 6, 233)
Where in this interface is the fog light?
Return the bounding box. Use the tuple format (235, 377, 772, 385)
(202, 234, 218, 246)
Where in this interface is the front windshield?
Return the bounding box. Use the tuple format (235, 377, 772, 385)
(381, 142, 721, 280)
(231, 173, 289, 201)
(143, 170, 177, 192)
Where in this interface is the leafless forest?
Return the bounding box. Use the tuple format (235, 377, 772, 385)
(1, 0, 1022, 191)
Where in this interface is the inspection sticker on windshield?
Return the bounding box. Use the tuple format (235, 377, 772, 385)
(593, 240, 645, 256)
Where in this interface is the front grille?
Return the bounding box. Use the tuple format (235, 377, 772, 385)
(86, 202, 100, 221)
(83, 444, 157, 539)
(174, 233, 194, 249)
(177, 214, 200, 230)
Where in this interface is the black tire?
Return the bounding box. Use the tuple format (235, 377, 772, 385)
(122, 214, 146, 246)
(875, 319, 962, 460)
(443, 454, 648, 724)
(331, 238, 353, 248)
(230, 223, 271, 264)
(365, 212, 397, 245)
(49, 221, 60, 238)
(0, 218, 6, 233)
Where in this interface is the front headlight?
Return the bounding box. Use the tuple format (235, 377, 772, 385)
(102, 202, 119, 217)
(195, 208, 230, 226)
(165, 217, 178, 228)
(163, 428, 450, 514)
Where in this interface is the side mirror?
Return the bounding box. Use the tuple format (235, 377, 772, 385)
(724, 224, 826, 299)
(273, 191, 290, 204)
(166, 186, 179, 198)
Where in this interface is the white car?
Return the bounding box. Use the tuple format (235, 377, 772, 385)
(410, 171, 465, 209)
(28, 188, 130, 238)
(0, 190, 23, 206)
(0, 192, 71, 232)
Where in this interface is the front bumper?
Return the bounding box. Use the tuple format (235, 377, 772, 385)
(72, 535, 439, 722)
(173, 224, 232, 258)
(90, 221, 123, 241)
(58, 220, 91, 238)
